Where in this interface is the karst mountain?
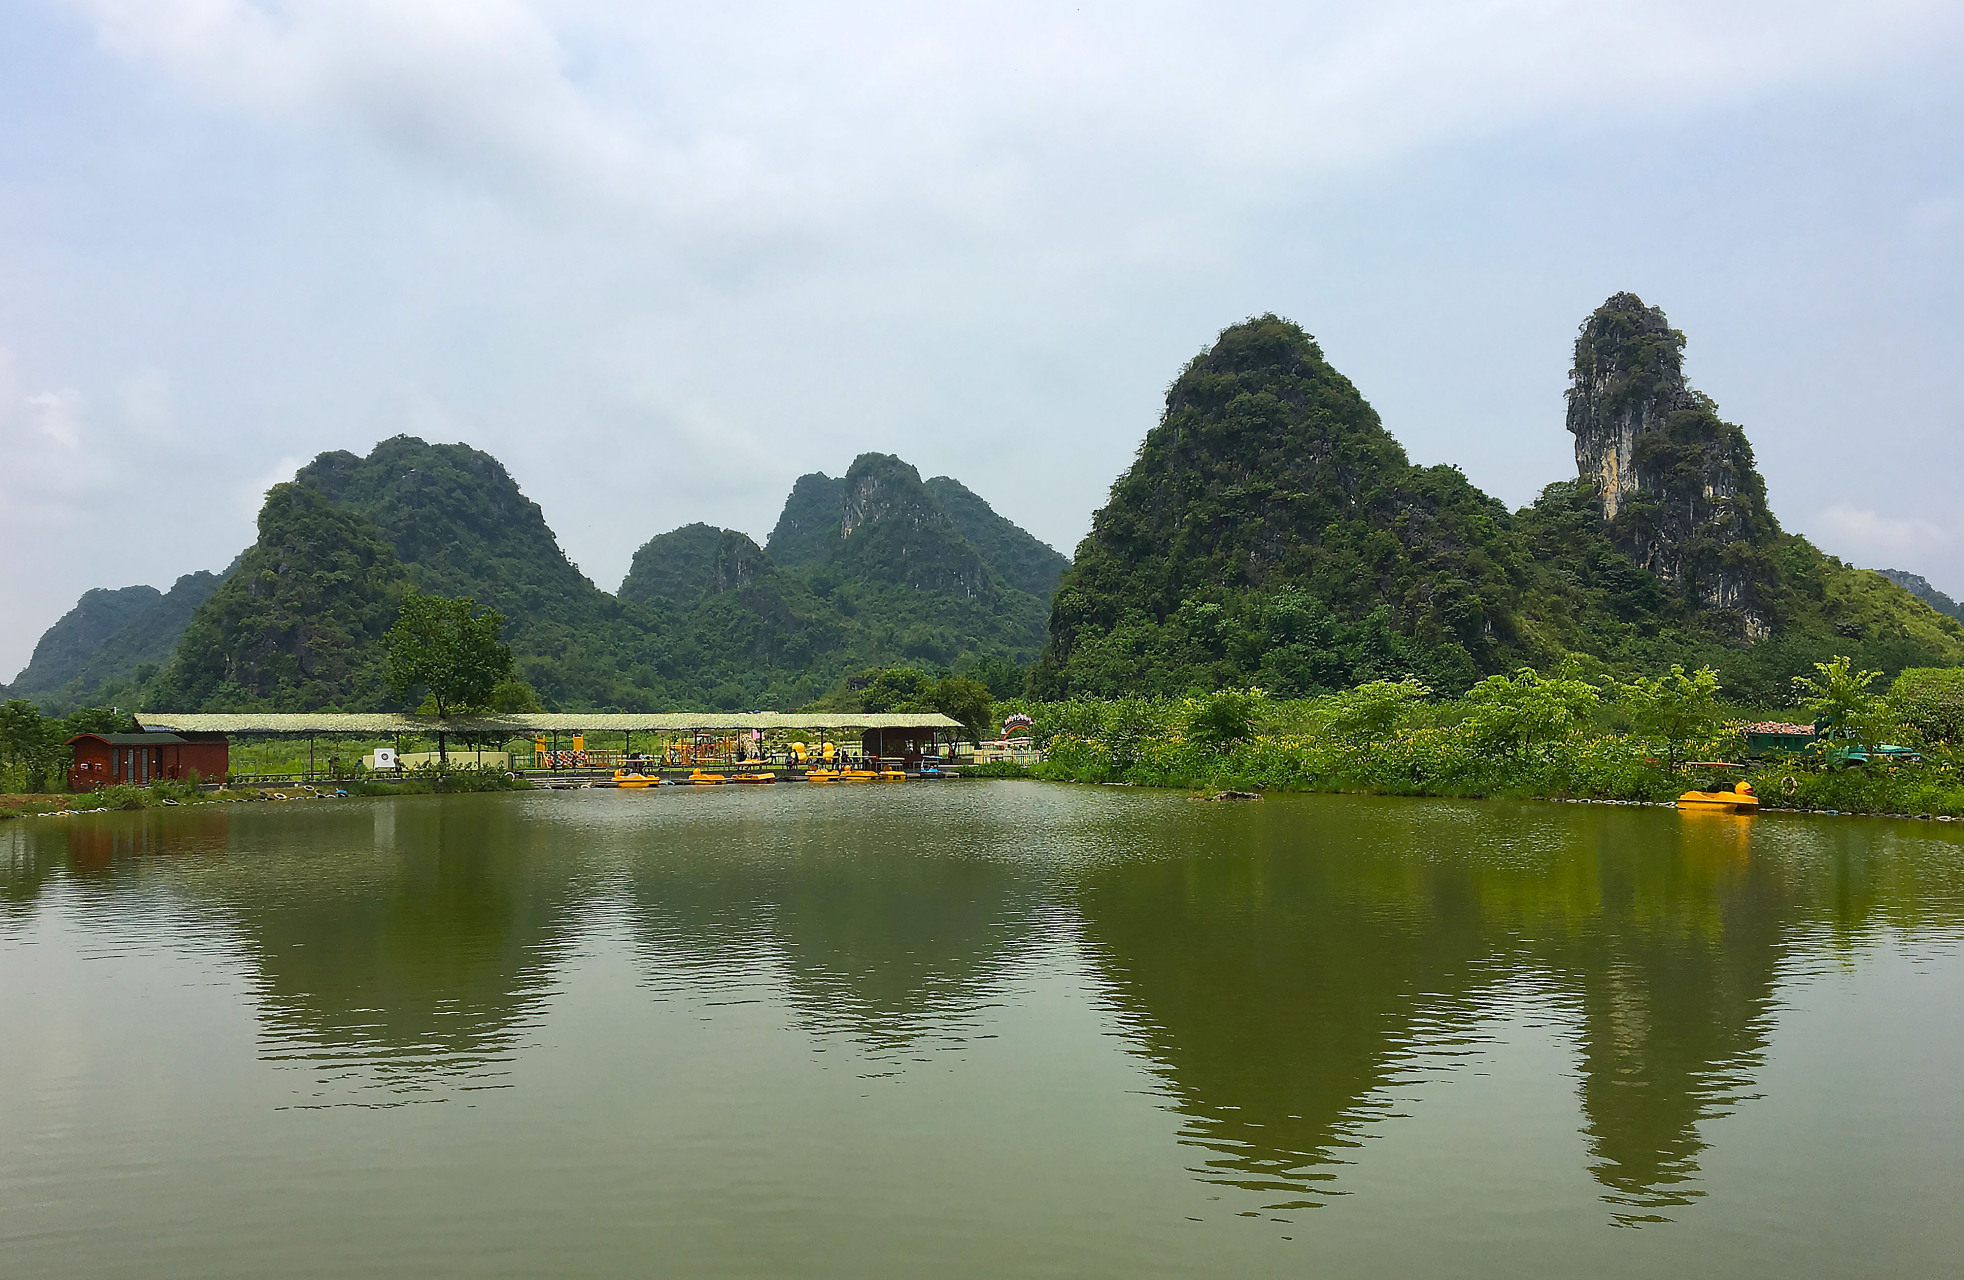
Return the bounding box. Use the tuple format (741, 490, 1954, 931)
(10, 292, 1960, 714)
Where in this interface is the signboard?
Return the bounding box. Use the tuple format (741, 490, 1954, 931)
(373, 747, 397, 771)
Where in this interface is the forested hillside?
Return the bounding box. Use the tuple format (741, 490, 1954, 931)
(154, 484, 408, 710)
(1035, 299, 1964, 701)
(11, 438, 1066, 713)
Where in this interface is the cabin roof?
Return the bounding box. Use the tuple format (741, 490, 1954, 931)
(68, 733, 188, 747)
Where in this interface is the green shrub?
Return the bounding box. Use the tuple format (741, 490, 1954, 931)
(1889, 668, 1964, 748)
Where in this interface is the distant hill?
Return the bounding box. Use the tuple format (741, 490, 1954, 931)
(619, 454, 1061, 706)
(106, 440, 1057, 713)
(5, 569, 226, 710)
(1874, 569, 1964, 621)
(294, 435, 602, 620)
(618, 523, 725, 611)
(4, 585, 161, 699)
(764, 453, 1053, 665)
(289, 435, 672, 708)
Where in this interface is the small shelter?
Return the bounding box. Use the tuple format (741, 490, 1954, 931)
(68, 732, 229, 790)
(860, 723, 956, 767)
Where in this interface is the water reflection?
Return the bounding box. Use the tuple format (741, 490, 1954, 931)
(613, 789, 1045, 1058)
(0, 800, 587, 1105)
(3, 788, 1962, 1223)
(1071, 797, 1964, 1222)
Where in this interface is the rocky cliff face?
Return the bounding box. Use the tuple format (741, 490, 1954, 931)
(1567, 293, 1779, 636)
(706, 532, 773, 595)
(922, 475, 1069, 598)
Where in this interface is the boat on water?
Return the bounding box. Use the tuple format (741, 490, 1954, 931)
(611, 769, 660, 789)
(1677, 781, 1759, 812)
(683, 769, 728, 785)
(729, 773, 777, 784)
(803, 769, 839, 783)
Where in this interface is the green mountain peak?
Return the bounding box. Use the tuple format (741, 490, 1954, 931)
(157, 483, 408, 711)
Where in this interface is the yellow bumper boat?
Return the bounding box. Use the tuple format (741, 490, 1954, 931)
(1677, 781, 1759, 812)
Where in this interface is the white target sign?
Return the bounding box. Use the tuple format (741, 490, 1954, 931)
(373, 748, 397, 770)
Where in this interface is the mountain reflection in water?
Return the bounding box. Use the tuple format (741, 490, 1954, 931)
(2, 785, 1959, 1227)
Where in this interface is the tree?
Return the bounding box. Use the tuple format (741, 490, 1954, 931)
(385, 594, 515, 761)
(859, 667, 935, 713)
(0, 701, 61, 793)
(1464, 668, 1600, 756)
(489, 680, 543, 713)
(1322, 678, 1431, 745)
(1888, 668, 1964, 749)
(1620, 664, 1724, 773)
(930, 676, 994, 745)
(966, 654, 1027, 701)
(1794, 656, 1888, 760)
(1186, 689, 1264, 749)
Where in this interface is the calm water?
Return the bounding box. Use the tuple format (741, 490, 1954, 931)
(2, 784, 1961, 1278)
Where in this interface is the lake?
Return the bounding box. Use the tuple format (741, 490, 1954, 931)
(2, 783, 1960, 1277)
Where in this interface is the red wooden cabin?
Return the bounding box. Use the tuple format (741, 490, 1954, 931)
(67, 733, 229, 791)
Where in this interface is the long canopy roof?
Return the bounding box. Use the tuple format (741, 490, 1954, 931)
(135, 711, 963, 735)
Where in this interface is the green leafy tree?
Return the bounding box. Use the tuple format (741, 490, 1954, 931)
(930, 676, 994, 745)
(1887, 668, 1964, 749)
(1794, 656, 1889, 759)
(859, 667, 935, 713)
(386, 594, 515, 760)
(489, 680, 543, 713)
(61, 706, 137, 736)
(1322, 678, 1431, 745)
(1620, 664, 1724, 773)
(1464, 669, 1600, 757)
(0, 701, 62, 793)
(1186, 689, 1264, 749)
(966, 654, 1028, 701)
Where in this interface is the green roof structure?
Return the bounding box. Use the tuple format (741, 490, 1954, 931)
(134, 712, 963, 736)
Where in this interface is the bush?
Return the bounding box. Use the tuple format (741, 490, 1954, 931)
(960, 760, 1032, 778)
(1889, 668, 1964, 748)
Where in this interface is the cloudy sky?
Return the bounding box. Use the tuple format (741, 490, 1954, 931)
(3, 0, 1962, 676)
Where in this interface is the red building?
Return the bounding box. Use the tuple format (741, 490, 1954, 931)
(67, 733, 229, 791)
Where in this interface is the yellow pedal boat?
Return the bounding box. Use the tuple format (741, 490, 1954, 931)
(611, 770, 660, 789)
(1677, 781, 1759, 812)
(683, 769, 728, 785)
(729, 773, 777, 784)
(804, 769, 839, 783)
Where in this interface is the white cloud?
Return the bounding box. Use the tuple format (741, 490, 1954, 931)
(59, 0, 1964, 233)
(24, 388, 84, 449)
(1816, 504, 1955, 560)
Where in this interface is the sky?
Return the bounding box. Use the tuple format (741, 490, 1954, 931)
(3, 0, 1962, 678)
